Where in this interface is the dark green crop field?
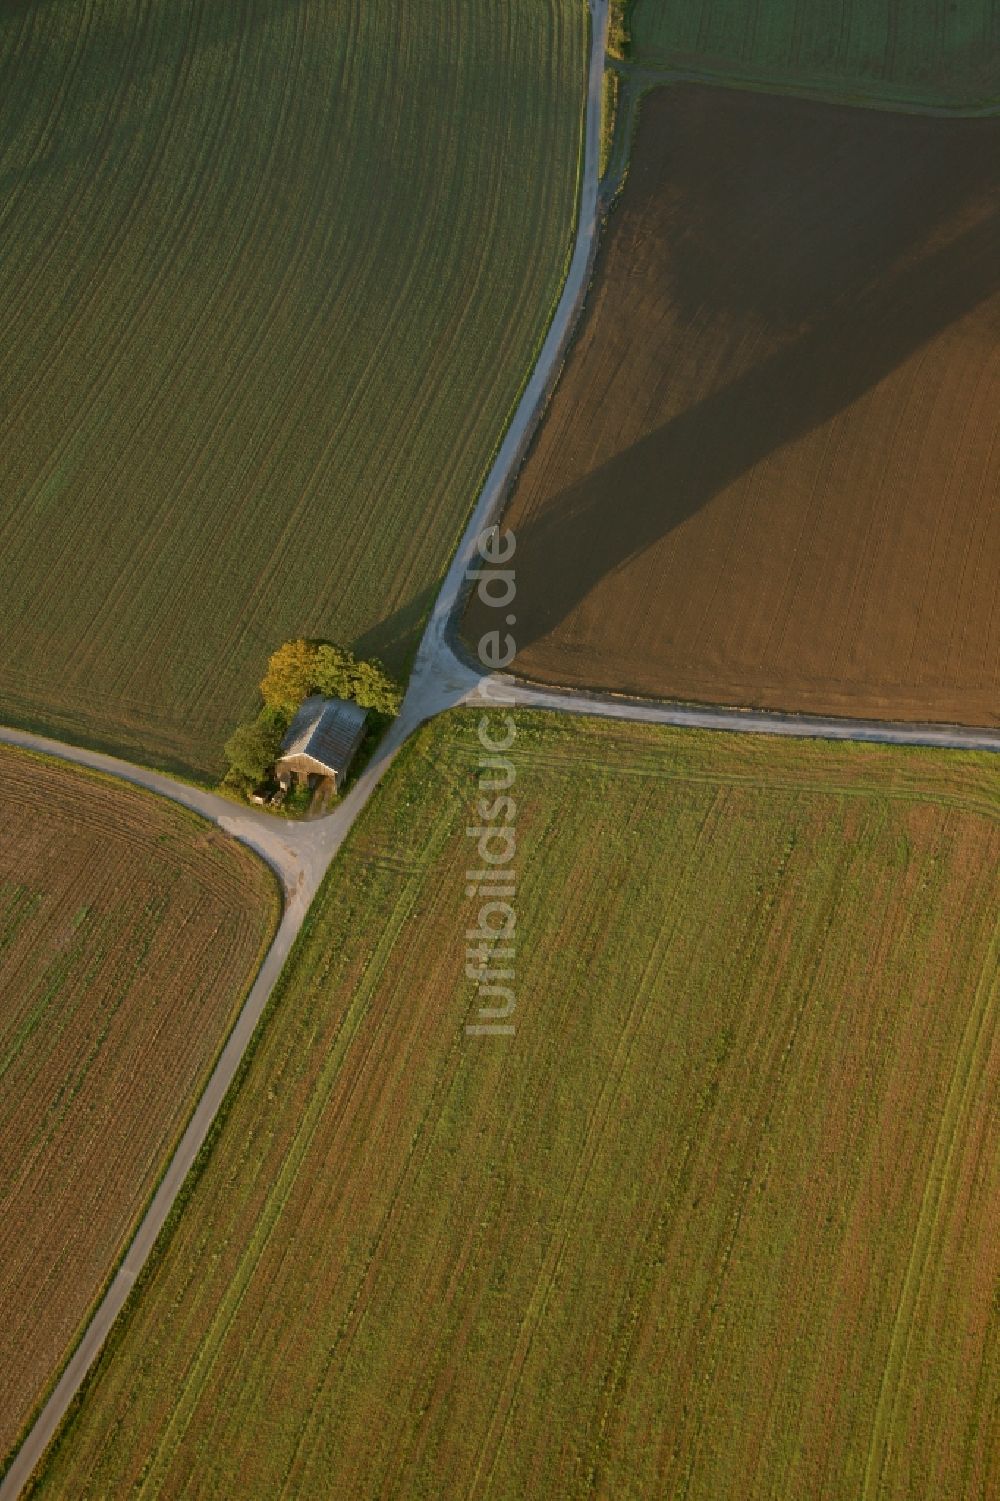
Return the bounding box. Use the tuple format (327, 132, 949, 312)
(30, 713, 999, 1500)
(0, 0, 585, 776)
(629, 0, 1000, 107)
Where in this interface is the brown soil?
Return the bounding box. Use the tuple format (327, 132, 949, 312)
(464, 86, 1000, 726)
(0, 747, 277, 1466)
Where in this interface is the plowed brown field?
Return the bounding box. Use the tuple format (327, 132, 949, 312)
(465, 87, 1000, 727)
(0, 746, 277, 1469)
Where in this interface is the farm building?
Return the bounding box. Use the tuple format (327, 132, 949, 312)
(275, 696, 367, 793)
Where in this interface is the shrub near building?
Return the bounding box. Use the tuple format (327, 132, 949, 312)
(223, 640, 401, 800)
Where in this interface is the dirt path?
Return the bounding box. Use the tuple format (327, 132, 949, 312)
(0, 6, 608, 1497)
(491, 674, 1000, 753)
(0, 711, 413, 1499)
(3, 3, 999, 1492)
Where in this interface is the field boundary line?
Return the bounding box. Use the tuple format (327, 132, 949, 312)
(404, 0, 609, 722)
(608, 58, 1000, 119)
(6, 0, 1000, 1490)
(0, 762, 281, 1482)
(0, 6, 609, 1495)
(596, 56, 1000, 211)
(0, 716, 410, 1498)
(135, 843, 440, 1492)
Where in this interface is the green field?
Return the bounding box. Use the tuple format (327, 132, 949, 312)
(629, 0, 1000, 106)
(30, 713, 999, 1500)
(0, 0, 585, 776)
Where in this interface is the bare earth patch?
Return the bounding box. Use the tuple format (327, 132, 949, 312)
(0, 746, 277, 1467)
(465, 87, 1000, 728)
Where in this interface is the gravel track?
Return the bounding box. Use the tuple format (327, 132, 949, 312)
(4, 4, 998, 1491)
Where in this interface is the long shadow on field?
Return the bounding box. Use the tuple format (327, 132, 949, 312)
(504, 204, 1000, 652)
(354, 585, 436, 677)
(471, 91, 1000, 657)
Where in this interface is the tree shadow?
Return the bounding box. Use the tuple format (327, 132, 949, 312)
(646, 87, 1000, 331)
(353, 585, 437, 676)
(464, 88, 1000, 655)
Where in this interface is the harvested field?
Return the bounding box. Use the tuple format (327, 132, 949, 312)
(31, 712, 1000, 1501)
(465, 87, 1000, 728)
(0, 0, 585, 776)
(0, 746, 277, 1471)
(630, 0, 1000, 107)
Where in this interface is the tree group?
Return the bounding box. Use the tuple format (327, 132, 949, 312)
(222, 640, 402, 799)
(260, 639, 402, 718)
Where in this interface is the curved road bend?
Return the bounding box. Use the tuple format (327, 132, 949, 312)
(0, 4, 610, 1496)
(7, 0, 998, 1490)
(0, 712, 412, 1501)
(0, 724, 334, 906)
